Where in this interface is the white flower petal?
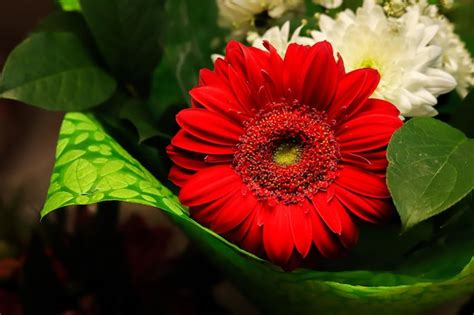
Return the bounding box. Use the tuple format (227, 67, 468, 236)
(247, 20, 315, 57)
(312, 0, 343, 9)
(416, 1, 474, 98)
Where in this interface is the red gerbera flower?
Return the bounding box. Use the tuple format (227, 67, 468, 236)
(167, 40, 402, 268)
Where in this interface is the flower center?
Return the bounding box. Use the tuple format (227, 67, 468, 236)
(359, 57, 378, 70)
(233, 102, 341, 205)
(273, 141, 302, 167)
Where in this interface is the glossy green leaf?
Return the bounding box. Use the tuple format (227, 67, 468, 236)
(0, 32, 116, 111)
(42, 112, 474, 315)
(387, 117, 474, 231)
(79, 0, 165, 86)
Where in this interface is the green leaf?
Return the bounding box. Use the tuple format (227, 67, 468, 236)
(0, 32, 116, 111)
(57, 0, 81, 11)
(79, 0, 165, 86)
(42, 112, 474, 315)
(387, 117, 474, 231)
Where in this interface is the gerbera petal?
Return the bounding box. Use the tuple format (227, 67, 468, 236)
(214, 57, 231, 77)
(263, 204, 294, 265)
(309, 207, 343, 258)
(171, 130, 235, 155)
(190, 86, 246, 119)
(336, 52, 345, 77)
(335, 186, 393, 223)
(337, 114, 402, 152)
(301, 41, 338, 109)
(240, 209, 264, 256)
(169, 166, 194, 187)
(211, 189, 257, 234)
(204, 155, 233, 164)
(224, 40, 247, 75)
(289, 202, 312, 257)
(199, 68, 228, 88)
(335, 205, 359, 249)
(179, 165, 240, 206)
(191, 191, 237, 226)
(283, 43, 309, 100)
(242, 46, 271, 91)
(176, 108, 243, 145)
(226, 202, 262, 243)
(262, 40, 285, 98)
(328, 68, 380, 122)
(311, 192, 342, 234)
(336, 166, 390, 198)
(167, 145, 207, 171)
(227, 64, 256, 112)
(341, 151, 388, 172)
(354, 98, 400, 118)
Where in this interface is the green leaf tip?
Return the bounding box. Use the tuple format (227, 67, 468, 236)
(57, 0, 81, 11)
(41, 112, 185, 219)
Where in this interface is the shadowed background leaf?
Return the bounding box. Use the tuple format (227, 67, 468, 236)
(79, 0, 166, 94)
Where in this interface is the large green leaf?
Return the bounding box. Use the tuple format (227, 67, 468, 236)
(0, 32, 116, 111)
(79, 0, 165, 87)
(41, 112, 474, 315)
(387, 117, 474, 231)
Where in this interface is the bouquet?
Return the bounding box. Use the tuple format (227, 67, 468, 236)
(1, 0, 473, 313)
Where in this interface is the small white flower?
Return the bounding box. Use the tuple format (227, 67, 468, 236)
(217, 0, 304, 34)
(311, 0, 456, 116)
(212, 21, 315, 63)
(415, 1, 474, 98)
(312, 0, 343, 10)
(247, 21, 316, 57)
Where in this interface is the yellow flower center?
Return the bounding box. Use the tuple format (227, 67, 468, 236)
(359, 57, 379, 70)
(273, 142, 302, 167)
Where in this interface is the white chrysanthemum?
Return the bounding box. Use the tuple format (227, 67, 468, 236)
(217, 0, 304, 33)
(247, 21, 316, 56)
(312, 0, 343, 10)
(415, 2, 474, 98)
(311, 0, 457, 116)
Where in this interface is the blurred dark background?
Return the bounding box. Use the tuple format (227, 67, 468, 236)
(0, 1, 472, 315)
